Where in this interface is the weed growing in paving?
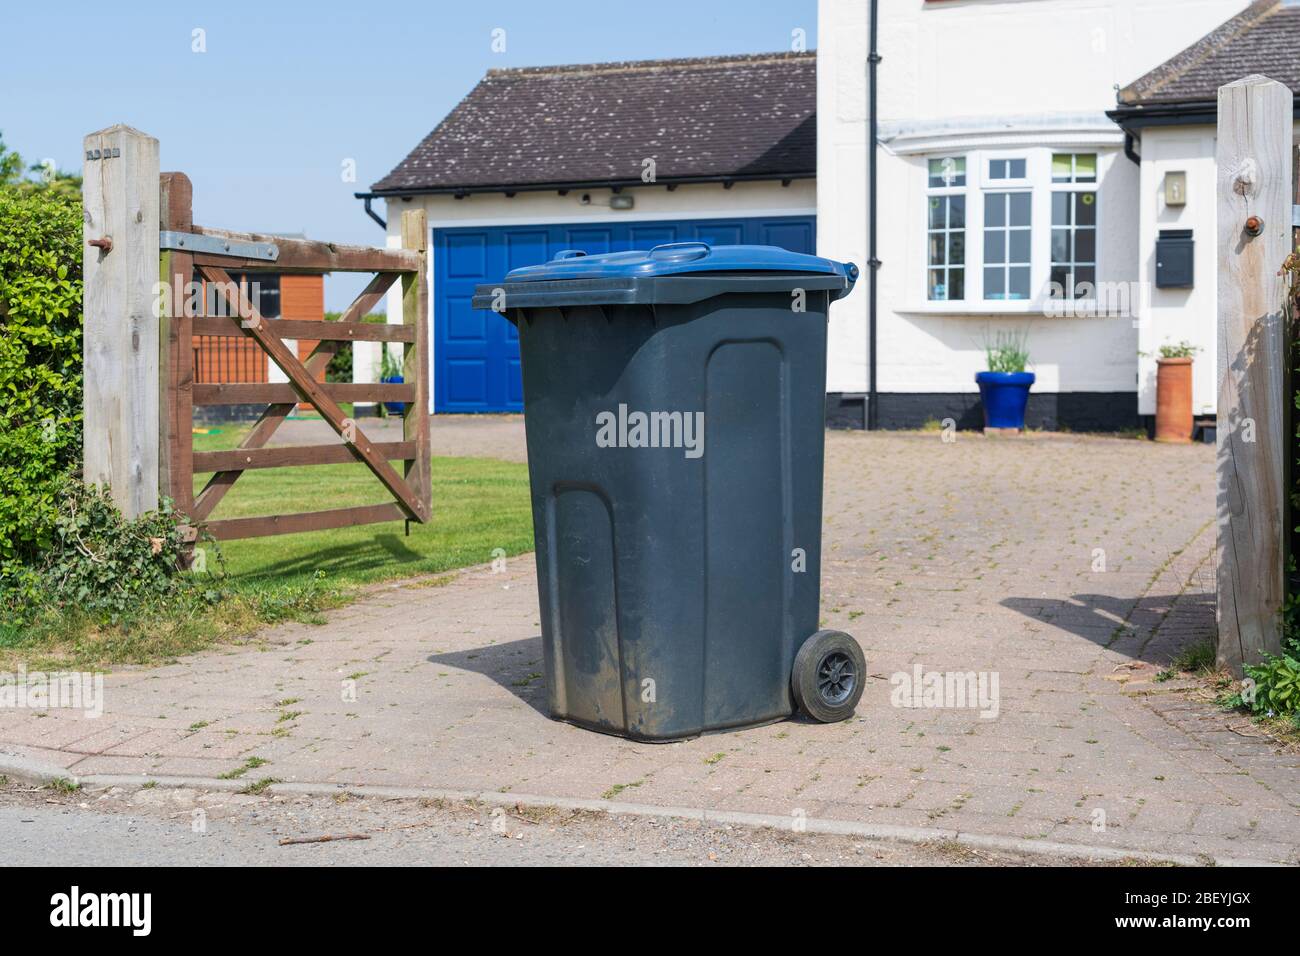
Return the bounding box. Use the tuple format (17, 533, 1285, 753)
(239, 777, 279, 796)
(218, 757, 269, 780)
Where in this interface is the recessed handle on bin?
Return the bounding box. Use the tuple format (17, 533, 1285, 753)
(648, 241, 711, 262)
(553, 249, 588, 260)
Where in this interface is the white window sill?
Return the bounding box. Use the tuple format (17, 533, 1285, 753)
(899, 301, 1052, 316)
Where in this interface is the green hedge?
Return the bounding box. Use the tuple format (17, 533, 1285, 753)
(0, 189, 83, 583)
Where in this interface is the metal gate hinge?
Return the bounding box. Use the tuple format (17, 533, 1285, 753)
(160, 230, 279, 262)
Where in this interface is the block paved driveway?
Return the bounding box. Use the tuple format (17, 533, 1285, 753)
(4, 424, 1298, 863)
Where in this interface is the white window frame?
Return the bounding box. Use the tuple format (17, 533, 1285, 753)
(983, 154, 1032, 189)
(925, 156, 968, 302)
(909, 148, 1105, 313)
(1048, 153, 1099, 301)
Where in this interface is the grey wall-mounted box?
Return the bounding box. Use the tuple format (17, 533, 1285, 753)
(1156, 229, 1194, 288)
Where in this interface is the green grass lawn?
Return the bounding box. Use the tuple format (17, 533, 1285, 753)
(0, 428, 534, 670)
(192, 425, 535, 589)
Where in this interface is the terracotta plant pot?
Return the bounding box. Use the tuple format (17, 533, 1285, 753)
(1154, 357, 1193, 443)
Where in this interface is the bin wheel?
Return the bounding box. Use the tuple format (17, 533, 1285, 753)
(791, 630, 865, 723)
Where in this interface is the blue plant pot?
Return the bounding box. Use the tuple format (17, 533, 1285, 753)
(381, 374, 405, 415)
(975, 371, 1035, 430)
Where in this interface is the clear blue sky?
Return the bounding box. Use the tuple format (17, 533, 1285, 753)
(2, 0, 817, 308)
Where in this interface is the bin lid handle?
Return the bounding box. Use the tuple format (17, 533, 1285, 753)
(552, 249, 588, 260)
(648, 241, 711, 263)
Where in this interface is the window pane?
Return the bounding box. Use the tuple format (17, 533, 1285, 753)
(929, 157, 965, 187)
(985, 267, 1005, 299)
(1052, 192, 1070, 226)
(949, 196, 965, 228)
(1075, 154, 1097, 182)
(1075, 229, 1096, 263)
(1009, 267, 1031, 300)
(988, 159, 1006, 180)
(1009, 230, 1031, 263)
(949, 269, 965, 300)
(1050, 265, 1071, 296)
(1051, 229, 1071, 263)
(928, 269, 947, 301)
(1008, 158, 1026, 179)
(985, 195, 1005, 227)
(929, 234, 946, 266)
(1075, 192, 1097, 226)
(985, 230, 1006, 264)
(1074, 266, 1096, 291)
(1009, 192, 1031, 226)
(950, 234, 965, 265)
(1052, 153, 1072, 182)
(929, 197, 946, 228)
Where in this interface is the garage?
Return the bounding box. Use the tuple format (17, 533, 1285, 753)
(434, 215, 816, 412)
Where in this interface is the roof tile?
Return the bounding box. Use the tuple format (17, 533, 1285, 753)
(371, 52, 815, 193)
(1120, 1, 1300, 105)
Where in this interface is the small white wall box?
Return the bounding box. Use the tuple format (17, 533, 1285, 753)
(1156, 229, 1194, 288)
(1164, 171, 1187, 206)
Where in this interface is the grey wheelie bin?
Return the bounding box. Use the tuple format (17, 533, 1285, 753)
(471, 241, 860, 741)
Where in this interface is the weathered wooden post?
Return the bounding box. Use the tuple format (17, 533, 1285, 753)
(82, 125, 161, 518)
(1216, 76, 1292, 673)
(401, 208, 432, 519)
(158, 171, 195, 516)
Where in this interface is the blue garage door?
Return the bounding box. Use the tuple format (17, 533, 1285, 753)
(433, 215, 816, 413)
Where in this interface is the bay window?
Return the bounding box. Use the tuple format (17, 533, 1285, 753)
(919, 149, 1101, 307)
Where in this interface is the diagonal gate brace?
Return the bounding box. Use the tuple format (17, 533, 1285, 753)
(190, 272, 398, 521)
(197, 264, 426, 523)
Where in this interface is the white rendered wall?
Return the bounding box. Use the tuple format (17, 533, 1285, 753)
(817, 0, 1249, 396)
(1135, 126, 1220, 416)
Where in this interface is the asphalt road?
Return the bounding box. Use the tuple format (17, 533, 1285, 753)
(0, 783, 1084, 867)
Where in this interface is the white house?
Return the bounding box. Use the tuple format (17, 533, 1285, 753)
(818, 0, 1253, 431)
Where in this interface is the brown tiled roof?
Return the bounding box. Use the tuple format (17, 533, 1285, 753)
(370, 52, 815, 194)
(1119, 0, 1300, 105)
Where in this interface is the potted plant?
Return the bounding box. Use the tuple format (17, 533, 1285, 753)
(1153, 341, 1198, 443)
(976, 331, 1034, 432)
(379, 345, 405, 416)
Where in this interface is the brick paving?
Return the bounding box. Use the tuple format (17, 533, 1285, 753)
(3, 426, 1298, 863)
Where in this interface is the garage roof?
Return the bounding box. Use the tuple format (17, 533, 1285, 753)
(368, 51, 815, 196)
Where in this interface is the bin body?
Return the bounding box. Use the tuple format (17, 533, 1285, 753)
(473, 244, 855, 740)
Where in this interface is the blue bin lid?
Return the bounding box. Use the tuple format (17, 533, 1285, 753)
(503, 241, 859, 284)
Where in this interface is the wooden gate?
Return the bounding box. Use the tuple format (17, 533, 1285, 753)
(81, 125, 430, 541)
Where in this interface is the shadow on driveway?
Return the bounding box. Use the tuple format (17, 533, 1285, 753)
(1000, 592, 1214, 664)
(428, 635, 549, 716)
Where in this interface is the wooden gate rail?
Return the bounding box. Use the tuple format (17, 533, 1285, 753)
(192, 382, 415, 405)
(156, 165, 430, 541)
(191, 316, 416, 342)
(182, 225, 422, 274)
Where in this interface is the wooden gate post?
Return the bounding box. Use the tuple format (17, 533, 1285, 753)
(159, 172, 195, 515)
(1216, 75, 1293, 673)
(82, 125, 161, 518)
(400, 208, 431, 518)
